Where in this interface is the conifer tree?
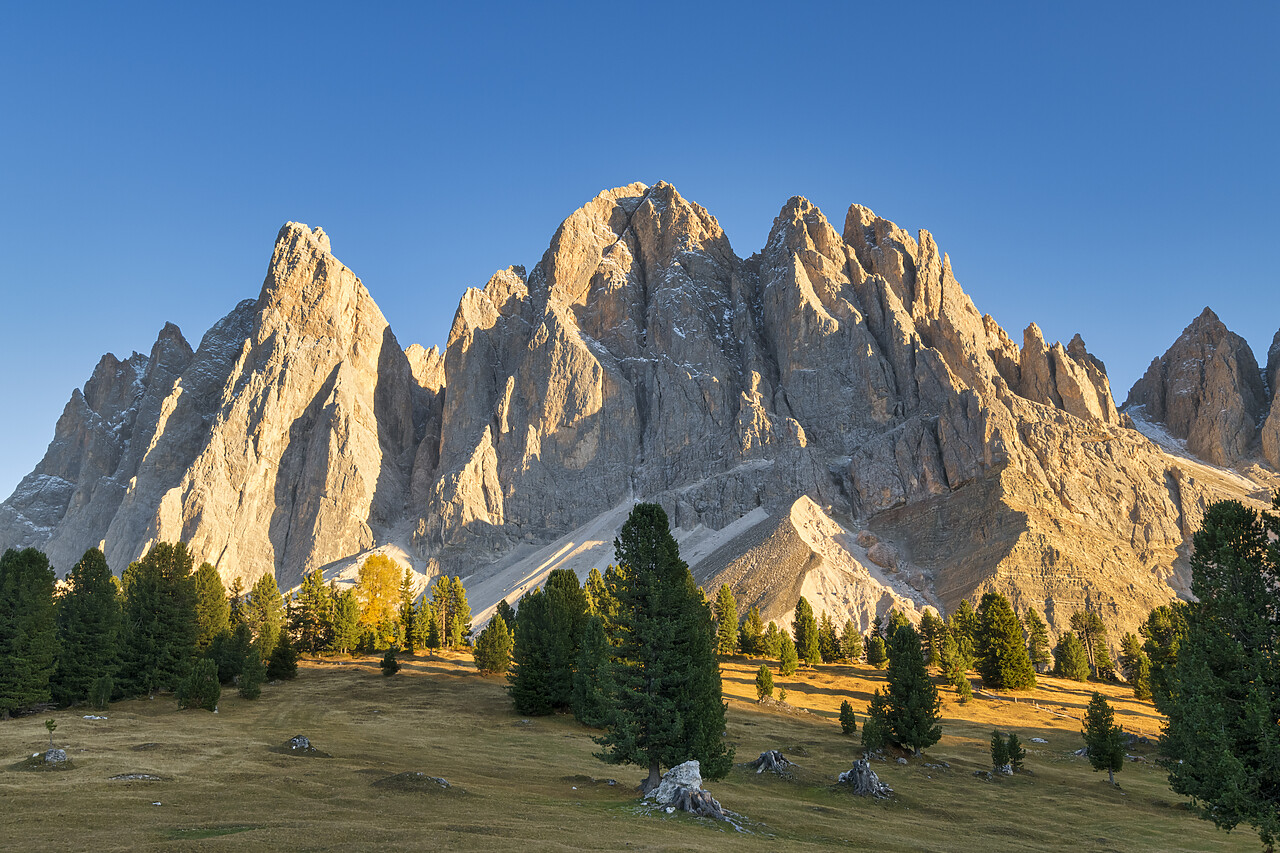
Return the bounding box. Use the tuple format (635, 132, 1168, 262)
(976, 591, 1036, 690)
(886, 608, 910, 639)
(356, 555, 401, 648)
(1007, 732, 1025, 772)
(861, 689, 892, 753)
(1082, 691, 1124, 785)
(793, 596, 820, 665)
(762, 621, 783, 658)
(948, 599, 979, 664)
(0, 548, 58, 717)
(755, 664, 774, 700)
(583, 567, 609, 616)
(291, 569, 333, 654)
(192, 562, 229, 652)
(430, 575, 473, 649)
(779, 633, 799, 675)
(380, 645, 401, 676)
(474, 616, 514, 675)
(884, 624, 942, 756)
(53, 548, 121, 706)
(840, 619, 863, 662)
(495, 599, 516, 630)
(412, 597, 434, 653)
(397, 568, 417, 651)
(1118, 633, 1151, 700)
(119, 542, 197, 697)
(244, 572, 285, 655)
(267, 631, 299, 680)
(738, 606, 765, 656)
(227, 577, 246, 626)
(817, 611, 839, 663)
(1140, 602, 1187, 709)
(330, 588, 362, 655)
(918, 610, 945, 668)
(509, 570, 587, 714)
(594, 503, 732, 793)
(939, 631, 971, 702)
(839, 699, 857, 735)
(1053, 632, 1090, 681)
(238, 642, 266, 698)
(176, 658, 220, 711)
(713, 584, 738, 656)
(990, 729, 1010, 770)
(1070, 610, 1114, 679)
(211, 621, 251, 684)
(1024, 607, 1052, 673)
(572, 615, 612, 727)
(865, 634, 888, 669)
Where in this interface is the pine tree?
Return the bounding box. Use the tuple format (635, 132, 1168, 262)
(430, 575, 473, 649)
(1053, 632, 1090, 681)
(1082, 691, 1125, 786)
(211, 621, 251, 684)
(1118, 632, 1152, 700)
(840, 619, 863, 663)
(990, 729, 1010, 770)
(356, 554, 401, 648)
(939, 632, 972, 702)
(330, 588, 362, 655)
(397, 568, 417, 651)
(886, 609, 910, 638)
(412, 597, 434, 653)
(918, 610, 945, 668)
(267, 631, 299, 680)
(508, 570, 587, 714)
(861, 689, 892, 753)
(594, 503, 732, 793)
(238, 642, 266, 698)
(713, 584, 738, 656)
(176, 658, 220, 711)
(839, 699, 857, 735)
(191, 562, 229, 652)
(291, 569, 333, 654)
(755, 663, 774, 700)
(119, 542, 197, 697)
(865, 634, 888, 669)
(762, 621, 783, 659)
(793, 596, 820, 665)
(380, 645, 401, 676)
(948, 599, 979, 664)
(1024, 607, 1052, 673)
(1007, 732, 1026, 772)
(817, 611, 839, 663)
(227, 577, 246, 626)
(52, 548, 121, 706)
(778, 633, 799, 675)
(0, 548, 58, 717)
(1161, 498, 1280, 846)
(976, 591, 1036, 690)
(738, 606, 765, 656)
(495, 599, 516, 630)
(571, 615, 612, 727)
(1140, 602, 1188, 709)
(885, 624, 942, 756)
(1070, 610, 1115, 680)
(244, 572, 285, 656)
(474, 617, 514, 675)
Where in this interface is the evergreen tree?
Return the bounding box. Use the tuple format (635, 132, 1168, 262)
(792, 596, 820, 665)
(1007, 732, 1026, 772)
(865, 634, 888, 669)
(495, 599, 516, 630)
(380, 645, 401, 676)
(884, 624, 942, 756)
(267, 631, 299, 680)
(119, 542, 197, 697)
(1161, 499, 1280, 846)
(1024, 607, 1052, 673)
(918, 610, 945, 668)
(817, 611, 839, 663)
(713, 584, 738, 656)
(1070, 610, 1114, 680)
(192, 562, 229, 652)
(210, 621, 251, 684)
(572, 615, 612, 727)
(356, 554, 401, 648)
(0, 548, 58, 717)
(397, 568, 417, 651)
(508, 570, 587, 714)
(176, 658, 220, 711)
(939, 631, 972, 702)
(861, 689, 892, 753)
(948, 599, 979, 664)
(412, 597, 435, 653)
(885, 608, 910, 639)
(1140, 602, 1188, 709)
(990, 729, 1010, 770)
(88, 675, 113, 711)
(52, 548, 121, 706)
(594, 503, 732, 793)
(227, 577, 246, 626)
(1082, 691, 1125, 785)
(330, 588, 362, 655)
(430, 575, 473, 649)
(291, 569, 333, 654)
(238, 643, 265, 698)
(762, 621, 783, 658)
(1052, 632, 1090, 681)
(755, 663, 774, 700)
(244, 572, 285, 656)
(778, 633, 799, 675)
(474, 617, 514, 675)
(738, 606, 765, 656)
(840, 619, 863, 663)
(976, 591, 1036, 690)
(1118, 632, 1152, 700)
(839, 699, 857, 735)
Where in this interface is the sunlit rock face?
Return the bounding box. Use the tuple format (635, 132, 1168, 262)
(3, 185, 1275, 639)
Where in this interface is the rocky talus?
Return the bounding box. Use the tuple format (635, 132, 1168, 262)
(2, 185, 1274, 638)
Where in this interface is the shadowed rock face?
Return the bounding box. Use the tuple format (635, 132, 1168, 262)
(2, 184, 1274, 639)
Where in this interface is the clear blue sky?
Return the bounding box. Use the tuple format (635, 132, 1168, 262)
(2, 2, 1276, 499)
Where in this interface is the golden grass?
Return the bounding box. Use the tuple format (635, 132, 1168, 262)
(0, 653, 1252, 852)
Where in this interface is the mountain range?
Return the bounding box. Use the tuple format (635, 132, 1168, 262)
(3, 182, 1276, 638)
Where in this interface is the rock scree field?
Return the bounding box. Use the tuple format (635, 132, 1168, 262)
(0, 652, 1249, 852)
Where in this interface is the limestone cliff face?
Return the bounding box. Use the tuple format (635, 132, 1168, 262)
(3, 185, 1273, 640)
(1261, 329, 1280, 469)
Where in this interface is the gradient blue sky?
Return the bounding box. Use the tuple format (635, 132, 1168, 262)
(2, 2, 1276, 499)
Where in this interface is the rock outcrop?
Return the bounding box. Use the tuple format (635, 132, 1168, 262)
(2, 184, 1274, 642)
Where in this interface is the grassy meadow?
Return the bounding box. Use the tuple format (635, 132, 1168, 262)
(0, 652, 1252, 852)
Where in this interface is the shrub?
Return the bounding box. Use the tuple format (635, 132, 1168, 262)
(381, 646, 401, 676)
(88, 675, 113, 711)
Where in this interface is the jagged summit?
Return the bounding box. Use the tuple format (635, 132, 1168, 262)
(2, 186, 1275, 640)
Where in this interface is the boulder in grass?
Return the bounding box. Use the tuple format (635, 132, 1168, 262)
(275, 735, 331, 758)
(646, 760, 727, 820)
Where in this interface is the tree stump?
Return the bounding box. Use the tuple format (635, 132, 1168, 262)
(747, 750, 792, 774)
(837, 758, 893, 798)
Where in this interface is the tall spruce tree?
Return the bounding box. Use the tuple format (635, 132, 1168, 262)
(53, 548, 121, 706)
(976, 592, 1036, 690)
(779, 633, 799, 675)
(840, 619, 863, 662)
(1070, 610, 1114, 679)
(793, 596, 820, 665)
(884, 624, 942, 756)
(412, 596, 435, 653)
(572, 615, 612, 726)
(713, 584, 738, 656)
(244, 573, 285, 655)
(397, 568, 417, 651)
(192, 562, 229, 652)
(1118, 633, 1152, 700)
(474, 616, 514, 675)
(119, 542, 198, 697)
(594, 503, 732, 793)
(1140, 602, 1188, 709)
(738, 605, 765, 656)
(1082, 691, 1125, 786)
(817, 611, 839, 663)
(762, 622, 783, 659)
(948, 599, 979, 664)
(508, 570, 587, 715)
(1161, 498, 1280, 846)
(918, 610, 945, 668)
(865, 634, 888, 669)
(1053, 632, 1090, 681)
(291, 569, 333, 654)
(1024, 607, 1052, 673)
(0, 548, 58, 717)
(940, 631, 972, 703)
(495, 599, 517, 630)
(330, 588, 362, 654)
